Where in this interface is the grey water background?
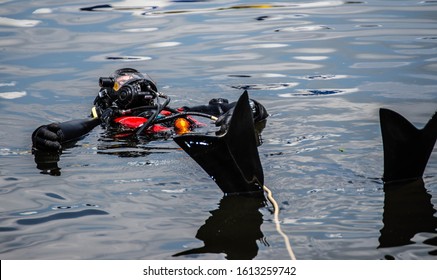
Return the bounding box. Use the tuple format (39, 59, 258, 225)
(1, 0, 437, 260)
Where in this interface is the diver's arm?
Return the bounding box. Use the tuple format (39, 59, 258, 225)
(180, 98, 235, 116)
(181, 96, 268, 121)
(32, 118, 101, 151)
(59, 118, 101, 142)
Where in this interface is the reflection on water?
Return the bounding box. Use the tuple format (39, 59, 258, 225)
(173, 195, 266, 260)
(379, 179, 437, 257)
(1, 0, 437, 259)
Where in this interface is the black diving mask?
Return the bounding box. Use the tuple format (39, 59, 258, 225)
(98, 68, 158, 110)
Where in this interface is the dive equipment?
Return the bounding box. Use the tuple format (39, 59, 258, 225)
(97, 68, 158, 110)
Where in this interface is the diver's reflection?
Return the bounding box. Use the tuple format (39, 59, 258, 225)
(173, 194, 267, 260)
(379, 178, 437, 255)
(33, 136, 157, 175)
(33, 150, 61, 176)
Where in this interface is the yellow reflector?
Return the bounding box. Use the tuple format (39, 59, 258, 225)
(113, 82, 120, 91)
(91, 106, 99, 119)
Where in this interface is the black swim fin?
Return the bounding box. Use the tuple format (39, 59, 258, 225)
(379, 108, 437, 182)
(174, 91, 264, 194)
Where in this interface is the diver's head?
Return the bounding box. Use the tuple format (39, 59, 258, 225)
(97, 68, 158, 110)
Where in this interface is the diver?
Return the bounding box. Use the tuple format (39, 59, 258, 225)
(31, 68, 268, 176)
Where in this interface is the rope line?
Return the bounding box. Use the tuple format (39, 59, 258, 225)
(263, 185, 297, 260)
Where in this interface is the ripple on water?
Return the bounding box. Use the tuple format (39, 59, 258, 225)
(279, 88, 359, 97)
(1, 0, 437, 260)
(16, 209, 109, 225)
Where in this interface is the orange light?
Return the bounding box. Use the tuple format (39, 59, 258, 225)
(174, 118, 191, 134)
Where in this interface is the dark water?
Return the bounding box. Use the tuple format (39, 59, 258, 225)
(1, 0, 437, 259)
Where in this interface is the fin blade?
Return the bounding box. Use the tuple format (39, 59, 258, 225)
(174, 92, 264, 194)
(226, 91, 264, 188)
(380, 108, 437, 182)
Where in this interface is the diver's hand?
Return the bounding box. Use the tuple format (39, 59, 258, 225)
(31, 123, 64, 151)
(249, 99, 268, 122)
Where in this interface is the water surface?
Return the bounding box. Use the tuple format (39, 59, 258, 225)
(1, 0, 437, 259)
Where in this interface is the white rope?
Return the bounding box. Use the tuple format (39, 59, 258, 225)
(263, 185, 297, 260)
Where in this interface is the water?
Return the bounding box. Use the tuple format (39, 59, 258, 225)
(1, 0, 437, 260)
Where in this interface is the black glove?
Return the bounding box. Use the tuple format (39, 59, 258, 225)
(31, 123, 64, 151)
(249, 99, 269, 122)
